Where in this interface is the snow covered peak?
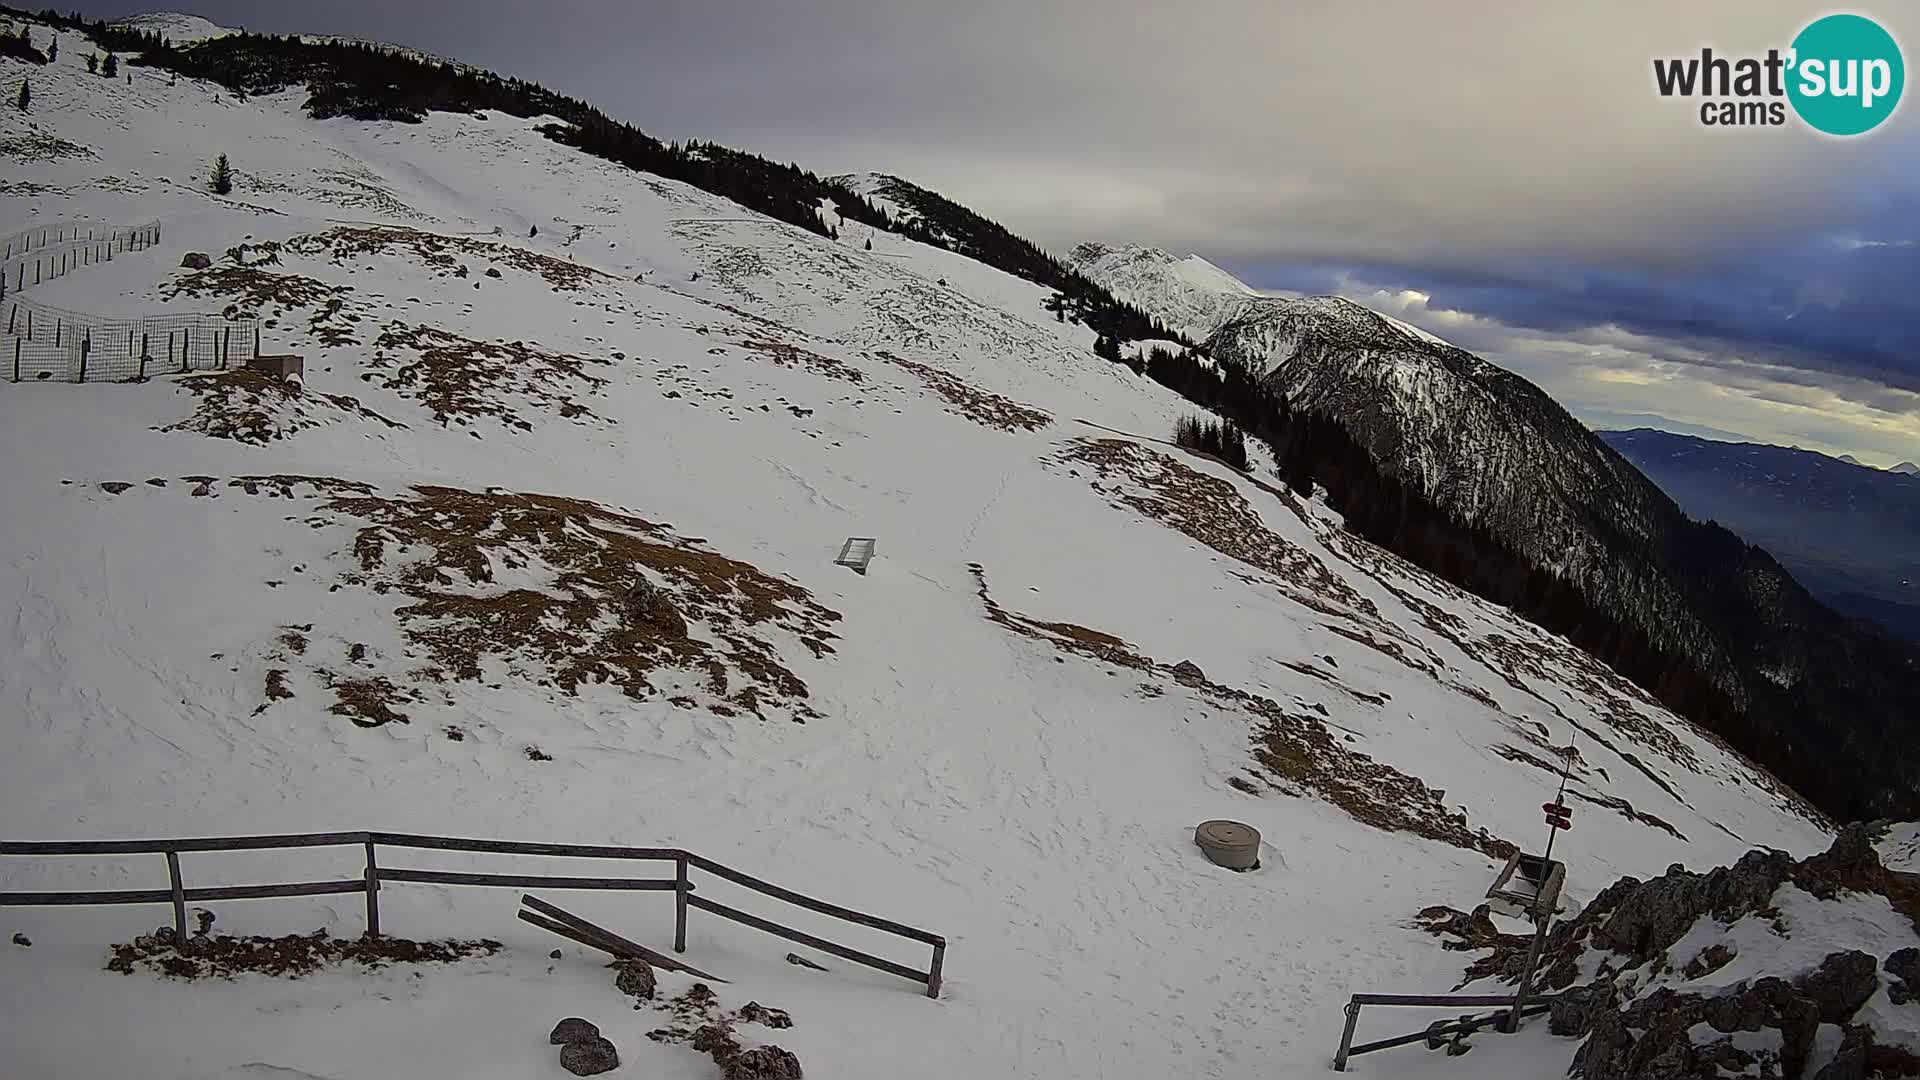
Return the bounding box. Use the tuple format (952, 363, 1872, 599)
(1893, 461, 1920, 475)
(110, 12, 239, 43)
(1066, 241, 1258, 340)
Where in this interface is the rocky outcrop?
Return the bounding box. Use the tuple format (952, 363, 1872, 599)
(1572, 977, 1818, 1080)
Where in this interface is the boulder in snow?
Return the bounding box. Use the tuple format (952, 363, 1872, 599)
(558, 1035, 619, 1076)
(180, 252, 212, 270)
(1794, 950, 1879, 1024)
(612, 957, 655, 1000)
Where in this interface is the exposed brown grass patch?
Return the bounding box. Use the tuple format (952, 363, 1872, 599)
(880, 352, 1050, 432)
(107, 929, 499, 980)
(0, 133, 94, 162)
(316, 485, 839, 721)
(1057, 439, 1382, 623)
(161, 369, 402, 444)
(322, 672, 415, 728)
(735, 335, 864, 384)
(368, 323, 608, 431)
(287, 226, 610, 291)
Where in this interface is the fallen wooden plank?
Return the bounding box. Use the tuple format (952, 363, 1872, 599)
(520, 894, 727, 982)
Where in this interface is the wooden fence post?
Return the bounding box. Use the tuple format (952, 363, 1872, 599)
(221, 328, 230, 368)
(181, 330, 190, 373)
(53, 320, 60, 347)
(77, 336, 88, 382)
(165, 851, 188, 942)
(254, 325, 260, 357)
(363, 839, 381, 938)
(674, 855, 689, 953)
(927, 941, 945, 999)
(138, 334, 148, 380)
(11, 338, 19, 382)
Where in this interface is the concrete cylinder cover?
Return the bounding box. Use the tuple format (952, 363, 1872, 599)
(1194, 819, 1260, 870)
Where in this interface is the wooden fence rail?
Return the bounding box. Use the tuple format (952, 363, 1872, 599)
(0, 831, 946, 998)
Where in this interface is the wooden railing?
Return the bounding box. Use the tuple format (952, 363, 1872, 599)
(0, 831, 946, 998)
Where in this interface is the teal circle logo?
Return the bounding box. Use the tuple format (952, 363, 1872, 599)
(1787, 14, 1904, 136)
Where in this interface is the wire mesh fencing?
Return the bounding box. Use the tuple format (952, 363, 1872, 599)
(0, 221, 162, 304)
(0, 220, 262, 383)
(3, 294, 260, 383)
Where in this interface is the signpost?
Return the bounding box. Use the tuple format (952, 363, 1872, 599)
(1505, 739, 1576, 1032)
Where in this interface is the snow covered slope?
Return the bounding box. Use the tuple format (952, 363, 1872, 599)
(0, 20, 1838, 1080)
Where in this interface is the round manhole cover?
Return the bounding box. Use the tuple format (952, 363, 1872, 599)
(1194, 819, 1261, 870)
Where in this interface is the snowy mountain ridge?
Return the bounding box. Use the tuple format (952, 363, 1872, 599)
(0, 12, 1904, 1080)
(1070, 240, 1920, 828)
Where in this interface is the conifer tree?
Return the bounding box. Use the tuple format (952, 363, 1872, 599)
(210, 152, 232, 195)
(85, 51, 97, 73)
(101, 52, 117, 78)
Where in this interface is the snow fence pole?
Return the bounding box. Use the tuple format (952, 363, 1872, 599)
(363, 839, 380, 937)
(674, 854, 688, 953)
(165, 850, 187, 942)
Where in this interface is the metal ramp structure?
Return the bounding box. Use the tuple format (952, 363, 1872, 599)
(834, 537, 877, 575)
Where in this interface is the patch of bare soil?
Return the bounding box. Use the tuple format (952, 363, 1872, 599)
(970, 564, 1513, 859)
(0, 133, 94, 162)
(369, 323, 609, 431)
(316, 485, 839, 721)
(734, 335, 864, 384)
(322, 671, 417, 728)
(287, 226, 610, 291)
(647, 983, 799, 1078)
(879, 351, 1050, 432)
(1057, 439, 1382, 624)
(106, 929, 499, 980)
(160, 369, 402, 445)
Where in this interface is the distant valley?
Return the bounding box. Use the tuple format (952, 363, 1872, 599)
(1601, 429, 1920, 642)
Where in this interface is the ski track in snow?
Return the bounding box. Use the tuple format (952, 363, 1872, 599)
(0, 24, 1834, 1080)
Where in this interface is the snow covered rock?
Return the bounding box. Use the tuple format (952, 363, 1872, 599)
(549, 1017, 600, 1045)
(180, 252, 211, 270)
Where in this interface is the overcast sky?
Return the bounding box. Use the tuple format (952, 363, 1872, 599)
(71, 1, 1920, 464)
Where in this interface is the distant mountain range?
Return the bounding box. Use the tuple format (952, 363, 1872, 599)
(1070, 243, 1920, 821)
(1600, 429, 1920, 643)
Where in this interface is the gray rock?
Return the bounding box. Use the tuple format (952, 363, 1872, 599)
(612, 957, 655, 1000)
(1549, 981, 1610, 1038)
(722, 1045, 803, 1080)
(1885, 946, 1918, 1005)
(190, 483, 212, 498)
(1573, 978, 1818, 1080)
(559, 1035, 619, 1076)
(1795, 950, 1878, 1024)
(1813, 1025, 1872, 1080)
(549, 1017, 599, 1045)
(549, 948, 563, 960)
(738, 1001, 793, 1029)
(1170, 660, 1205, 682)
(180, 252, 212, 270)
(10, 933, 28, 947)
